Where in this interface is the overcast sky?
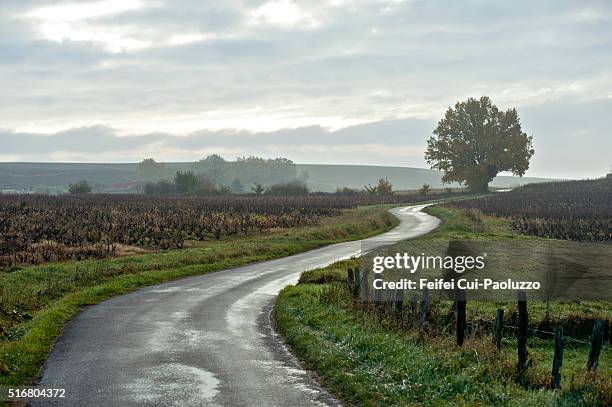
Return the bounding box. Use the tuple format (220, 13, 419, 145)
(1, 0, 611, 178)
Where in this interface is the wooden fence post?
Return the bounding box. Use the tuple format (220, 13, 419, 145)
(494, 308, 504, 351)
(354, 268, 361, 298)
(384, 289, 393, 313)
(347, 268, 354, 289)
(387, 289, 395, 314)
(517, 290, 528, 372)
(551, 326, 563, 389)
(361, 270, 369, 304)
(395, 289, 404, 323)
(410, 294, 418, 326)
(373, 281, 382, 305)
(456, 289, 467, 347)
(419, 288, 429, 333)
(587, 319, 605, 375)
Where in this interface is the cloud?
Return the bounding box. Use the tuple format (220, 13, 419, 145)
(251, 0, 317, 26)
(2, 103, 610, 180)
(29, 0, 143, 22)
(0, 119, 433, 164)
(0, 0, 610, 178)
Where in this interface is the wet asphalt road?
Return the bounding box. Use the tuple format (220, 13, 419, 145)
(31, 205, 440, 407)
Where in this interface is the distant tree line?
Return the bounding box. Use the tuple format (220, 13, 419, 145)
(68, 167, 452, 198)
(66, 160, 395, 197)
(136, 155, 310, 195)
(143, 171, 220, 195)
(143, 170, 309, 196)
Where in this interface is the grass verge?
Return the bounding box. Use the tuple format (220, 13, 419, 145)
(275, 207, 611, 406)
(0, 205, 398, 387)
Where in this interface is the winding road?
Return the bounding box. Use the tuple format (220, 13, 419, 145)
(32, 204, 440, 406)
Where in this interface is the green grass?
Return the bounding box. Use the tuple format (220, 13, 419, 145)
(275, 206, 611, 406)
(0, 205, 399, 387)
(276, 281, 610, 406)
(423, 206, 522, 240)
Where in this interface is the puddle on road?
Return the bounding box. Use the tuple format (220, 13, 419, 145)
(126, 362, 220, 406)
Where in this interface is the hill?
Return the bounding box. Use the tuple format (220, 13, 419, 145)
(0, 162, 556, 193)
(0, 163, 138, 192)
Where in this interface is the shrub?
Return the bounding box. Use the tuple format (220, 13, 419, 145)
(143, 180, 176, 195)
(265, 181, 309, 196)
(68, 180, 91, 194)
(251, 183, 265, 195)
(335, 187, 361, 195)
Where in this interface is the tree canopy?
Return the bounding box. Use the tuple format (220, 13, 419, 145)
(425, 96, 534, 192)
(174, 171, 200, 193)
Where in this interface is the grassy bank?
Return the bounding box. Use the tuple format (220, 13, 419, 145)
(0, 205, 398, 387)
(275, 207, 611, 406)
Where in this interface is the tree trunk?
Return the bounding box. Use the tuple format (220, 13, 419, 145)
(469, 180, 490, 193)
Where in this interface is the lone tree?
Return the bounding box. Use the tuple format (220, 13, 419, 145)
(425, 96, 534, 192)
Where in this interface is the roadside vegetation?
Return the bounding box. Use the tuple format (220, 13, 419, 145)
(276, 274, 610, 406)
(275, 187, 611, 406)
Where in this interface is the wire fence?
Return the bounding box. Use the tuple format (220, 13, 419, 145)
(346, 267, 608, 389)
